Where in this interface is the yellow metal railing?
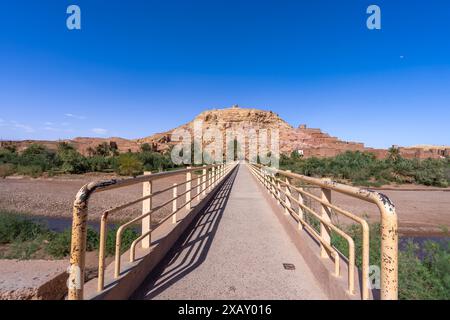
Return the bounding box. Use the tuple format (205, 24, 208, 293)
(68, 162, 236, 300)
(248, 163, 398, 300)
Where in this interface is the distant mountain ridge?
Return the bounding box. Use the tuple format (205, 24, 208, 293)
(1, 105, 448, 159)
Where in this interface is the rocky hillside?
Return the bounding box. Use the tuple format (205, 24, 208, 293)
(137, 105, 449, 159)
(137, 105, 292, 152)
(2, 105, 448, 159)
(137, 105, 371, 157)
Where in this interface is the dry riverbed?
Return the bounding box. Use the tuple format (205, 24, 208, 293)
(0, 173, 198, 225)
(0, 174, 449, 235)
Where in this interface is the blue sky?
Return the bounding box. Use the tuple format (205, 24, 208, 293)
(0, 0, 449, 148)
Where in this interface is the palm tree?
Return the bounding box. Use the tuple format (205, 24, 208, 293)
(388, 146, 401, 162)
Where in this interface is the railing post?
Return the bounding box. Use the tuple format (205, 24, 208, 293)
(197, 177, 200, 197)
(186, 167, 191, 210)
(261, 168, 266, 188)
(98, 213, 108, 292)
(297, 187, 305, 230)
(172, 183, 177, 223)
(276, 178, 281, 205)
(212, 166, 216, 188)
(268, 173, 274, 198)
(284, 175, 292, 215)
(68, 200, 88, 300)
(207, 169, 211, 192)
(142, 171, 152, 249)
(202, 165, 207, 197)
(376, 196, 399, 300)
(320, 187, 332, 258)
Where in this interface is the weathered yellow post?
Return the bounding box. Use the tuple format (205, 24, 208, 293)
(320, 187, 332, 259)
(197, 177, 200, 197)
(284, 172, 292, 215)
(97, 212, 108, 292)
(202, 165, 207, 197)
(142, 172, 152, 249)
(68, 194, 88, 300)
(276, 178, 281, 205)
(186, 167, 191, 210)
(172, 183, 177, 223)
(374, 195, 398, 300)
(207, 168, 211, 192)
(297, 187, 304, 230)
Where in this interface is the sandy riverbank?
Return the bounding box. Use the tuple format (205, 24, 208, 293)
(0, 174, 449, 235)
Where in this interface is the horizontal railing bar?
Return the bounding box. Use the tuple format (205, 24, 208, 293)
(119, 163, 235, 276)
(131, 164, 234, 259)
(249, 164, 365, 297)
(253, 163, 384, 206)
(79, 164, 223, 197)
(276, 177, 369, 227)
(248, 164, 341, 275)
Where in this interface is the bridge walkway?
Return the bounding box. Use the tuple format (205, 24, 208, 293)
(132, 163, 327, 300)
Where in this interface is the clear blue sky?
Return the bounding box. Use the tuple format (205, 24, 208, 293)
(0, 0, 449, 148)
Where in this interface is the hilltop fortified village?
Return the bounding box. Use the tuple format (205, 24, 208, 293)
(1, 105, 448, 160)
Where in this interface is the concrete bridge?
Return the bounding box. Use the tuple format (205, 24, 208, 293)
(67, 162, 398, 300)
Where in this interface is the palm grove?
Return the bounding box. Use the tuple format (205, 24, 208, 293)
(0, 142, 449, 188)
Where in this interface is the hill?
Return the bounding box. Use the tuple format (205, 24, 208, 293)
(1, 105, 448, 159)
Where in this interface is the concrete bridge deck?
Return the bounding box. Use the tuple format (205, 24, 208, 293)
(132, 164, 327, 300)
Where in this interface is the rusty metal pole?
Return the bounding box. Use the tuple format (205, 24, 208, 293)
(320, 187, 332, 259)
(375, 195, 398, 300)
(142, 172, 152, 249)
(68, 198, 88, 300)
(68, 183, 97, 300)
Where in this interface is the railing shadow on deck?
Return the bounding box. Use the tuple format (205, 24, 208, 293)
(131, 165, 239, 299)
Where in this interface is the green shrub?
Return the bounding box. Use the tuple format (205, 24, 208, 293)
(46, 227, 99, 258)
(1, 142, 179, 176)
(0, 212, 139, 260)
(331, 222, 450, 300)
(115, 153, 143, 176)
(3, 237, 44, 260)
(398, 241, 450, 300)
(280, 151, 450, 188)
(0, 149, 19, 165)
(138, 151, 173, 172)
(45, 229, 71, 258)
(16, 164, 44, 177)
(0, 163, 15, 178)
(105, 226, 140, 256)
(45, 226, 139, 258)
(331, 223, 382, 268)
(19, 144, 58, 172)
(87, 155, 114, 172)
(57, 142, 89, 174)
(0, 212, 48, 244)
